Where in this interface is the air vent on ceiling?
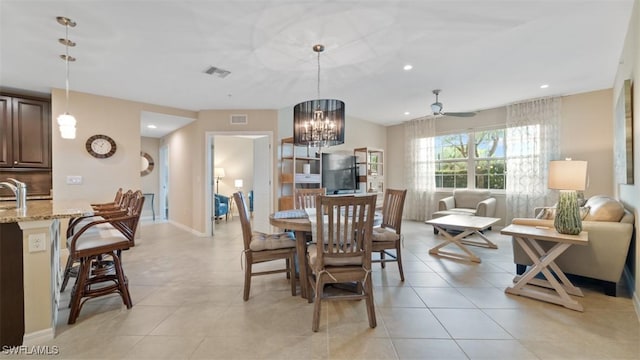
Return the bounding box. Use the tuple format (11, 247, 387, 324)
(204, 66, 231, 78)
(230, 114, 248, 125)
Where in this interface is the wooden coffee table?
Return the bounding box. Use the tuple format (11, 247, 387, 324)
(425, 215, 500, 263)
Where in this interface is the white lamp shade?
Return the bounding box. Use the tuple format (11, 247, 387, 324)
(57, 113, 77, 139)
(214, 167, 226, 179)
(234, 179, 243, 188)
(548, 160, 588, 191)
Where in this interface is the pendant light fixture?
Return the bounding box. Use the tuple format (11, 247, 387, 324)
(293, 44, 345, 148)
(57, 16, 77, 139)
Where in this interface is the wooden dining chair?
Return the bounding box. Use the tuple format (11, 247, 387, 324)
(371, 189, 407, 281)
(66, 191, 145, 324)
(306, 194, 377, 332)
(233, 191, 297, 301)
(295, 188, 326, 210)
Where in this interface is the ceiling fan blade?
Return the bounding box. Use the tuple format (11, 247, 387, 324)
(443, 111, 476, 117)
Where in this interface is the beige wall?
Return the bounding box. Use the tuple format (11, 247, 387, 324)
(614, 0, 639, 314)
(561, 89, 614, 197)
(51, 89, 195, 203)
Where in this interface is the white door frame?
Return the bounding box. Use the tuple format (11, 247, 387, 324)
(205, 131, 273, 237)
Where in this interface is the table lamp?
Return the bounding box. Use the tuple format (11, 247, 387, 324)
(548, 159, 588, 235)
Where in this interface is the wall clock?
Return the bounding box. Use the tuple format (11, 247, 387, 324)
(86, 134, 117, 158)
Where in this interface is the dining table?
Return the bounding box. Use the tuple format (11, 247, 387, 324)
(269, 210, 312, 299)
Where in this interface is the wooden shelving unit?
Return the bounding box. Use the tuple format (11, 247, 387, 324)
(354, 147, 384, 208)
(279, 137, 322, 210)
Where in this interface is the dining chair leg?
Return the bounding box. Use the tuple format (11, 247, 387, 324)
(380, 251, 386, 268)
(364, 276, 377, 328)
(111, 252, 132, 308)
(68, 257, 92, 324)
(396, 244, 405, 281)
(60, 253, 75, 292)
(289, 253, 296, 296)
(312, 276, 324, 332)
(243, 256, 252, 301)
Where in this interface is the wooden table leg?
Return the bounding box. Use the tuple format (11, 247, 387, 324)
(294, 230, 309, 299)
(429, 226, 482, 263)
(506, 236, 583, 311)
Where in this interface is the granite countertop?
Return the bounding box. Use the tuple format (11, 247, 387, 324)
(0, 200, 94, 223)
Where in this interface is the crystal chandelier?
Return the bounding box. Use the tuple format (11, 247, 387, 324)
(293, 44, 345, 148)
(56, 16, 77, 139)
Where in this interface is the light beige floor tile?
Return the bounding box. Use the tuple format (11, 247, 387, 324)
(122, 335, 204, 359)
(191, 335, 329, 359)
(456, 339, 538, 359)
(37, 220, 638, 360)
(379, 308, 450, 339)
(521, 339, 640, 360)
(414, 287, 476, 308)
(392, 339, 468, 359)
(374, 286, 426, 308)
(406, 272, 452, 287)
(431, 309, 513, 339)
(457, 287, 526, 309)
(328, 335, 398, 359)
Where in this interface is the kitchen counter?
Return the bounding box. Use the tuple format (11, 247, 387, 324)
(0, 200, 93, 223)
(0, 199, 93, 347)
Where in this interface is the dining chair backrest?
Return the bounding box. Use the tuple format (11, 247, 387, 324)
(295, 188, 326, 210)
(380, 189, 407, 234)
(314, 194, 376, 267)
(233, 191, 252, 251)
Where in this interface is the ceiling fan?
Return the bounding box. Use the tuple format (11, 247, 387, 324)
(430, 89, 476, 117)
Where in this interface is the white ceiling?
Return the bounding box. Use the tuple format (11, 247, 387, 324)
(0, 0, 634, 137)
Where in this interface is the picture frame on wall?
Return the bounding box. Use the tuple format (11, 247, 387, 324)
(614, 79, 634, 185)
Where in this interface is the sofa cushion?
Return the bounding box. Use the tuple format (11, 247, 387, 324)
(583, 196, 625, 222)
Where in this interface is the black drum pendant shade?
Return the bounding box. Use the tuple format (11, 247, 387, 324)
(293, 99, 345, 147)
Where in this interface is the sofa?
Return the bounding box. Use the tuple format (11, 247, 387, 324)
(214, 194, 229, 221)
(511, 195, 634, 296)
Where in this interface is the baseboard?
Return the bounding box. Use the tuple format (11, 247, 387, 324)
(22, 327, 54, 345)
(167, 220, 208, 237)
(622, 266, 640, 321)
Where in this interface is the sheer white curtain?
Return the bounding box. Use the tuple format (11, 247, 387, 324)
(506, 97, 560, 221)
(404, 117, 436, 220)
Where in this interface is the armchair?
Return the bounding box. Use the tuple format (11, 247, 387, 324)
(214, 194, 230, 221)
(431, 189, 497, 234)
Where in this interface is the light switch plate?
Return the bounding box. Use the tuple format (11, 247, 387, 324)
(66, 176, 82, 185)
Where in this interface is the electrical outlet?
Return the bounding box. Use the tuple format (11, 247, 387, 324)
(28, 233, 46, 253)
(66, 176, 83, 185)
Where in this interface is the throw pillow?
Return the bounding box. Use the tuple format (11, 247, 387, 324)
(583, 196, 625, 222)
(536, 207, 556, 220)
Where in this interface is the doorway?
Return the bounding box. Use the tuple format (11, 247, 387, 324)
(205, 131, 273, 237)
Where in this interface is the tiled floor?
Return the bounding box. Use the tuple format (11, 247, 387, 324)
(22, 219, 640, 359)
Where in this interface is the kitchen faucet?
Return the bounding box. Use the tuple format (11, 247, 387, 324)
(0, 178, 27, 210)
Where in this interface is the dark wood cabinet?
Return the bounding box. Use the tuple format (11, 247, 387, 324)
(0, 95, 51, 169)
(0, 93, 52, 198)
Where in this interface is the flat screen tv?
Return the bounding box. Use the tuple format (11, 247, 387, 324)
(322, 153, 358, 195)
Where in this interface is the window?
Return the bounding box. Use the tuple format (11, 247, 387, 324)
(435, 129, 506, 190)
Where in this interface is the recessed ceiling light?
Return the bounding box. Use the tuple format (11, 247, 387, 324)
(540, 84, 549, 89)
(404, 111, 410, 115)
(403, 64, 413, 71)
(147, 124, 157, 129)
